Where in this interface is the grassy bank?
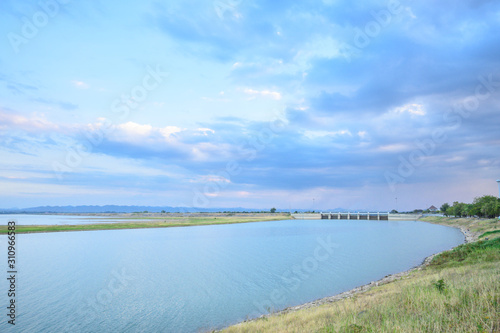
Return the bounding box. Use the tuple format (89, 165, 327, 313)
(223, 219, 500, 333)
(420, 216, 500, 240)
(0, 214, 290, 234)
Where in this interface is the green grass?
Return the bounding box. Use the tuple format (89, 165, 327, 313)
(317, 260, 499, 333)
(479, 229, 500, 239)
(429, 238, 500, 268)
(223, 221, 500, 333)
(0, 215, 290, 234)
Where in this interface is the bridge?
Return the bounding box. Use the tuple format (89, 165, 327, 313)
(291, 213, 422, 221)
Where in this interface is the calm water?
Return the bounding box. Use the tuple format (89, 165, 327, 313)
(0, 219, 464, 332)
(0, 214, 128, 225)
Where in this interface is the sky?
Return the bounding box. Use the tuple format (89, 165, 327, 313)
(0, 0, 499, 211)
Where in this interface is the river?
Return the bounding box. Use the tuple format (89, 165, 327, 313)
(0, 218, 464, 332)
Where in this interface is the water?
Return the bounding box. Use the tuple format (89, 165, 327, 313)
(0, 219, 464, 332)
(0, 214, 130, 225)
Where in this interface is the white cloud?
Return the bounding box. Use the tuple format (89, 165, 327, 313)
(192, 174, 231, 184)
(357, 131, 368, 139)
(303, 129, 352, 139)
(376, 143, 412, 153)
(117, 122, 153, 136)
(243, 88, 282, 100)
(72, 80, 90, 89)
(0, 110, 59, 132)
(196, 128, 215, 135)
(393, 103, 426, 116)
(159, 126, 183, 139)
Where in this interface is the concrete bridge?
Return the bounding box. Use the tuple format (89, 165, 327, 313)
(291, 213, 422, 221)
(322, 212, 389, 220)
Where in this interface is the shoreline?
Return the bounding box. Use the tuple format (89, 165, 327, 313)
(223, 220, 477, 330)
(0, 214, 291, 234)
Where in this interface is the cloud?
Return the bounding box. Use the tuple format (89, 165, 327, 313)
(72, 80, 90, 89)
(0, 74, 39, 95)
(302, 129, 352, 139)
(32, 98, 79, 111)
(160, 126, 184, 139)
(2, 0, 500, 209)
(392, 103, 426, 116)
(376, 143, 412, 153)
(196, 128, 215, 135)
(0, 110, 59, 132)
(117, 122, 153, 137)
(242, 88, 282, 100)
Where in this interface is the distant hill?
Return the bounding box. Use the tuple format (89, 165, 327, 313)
(0, 205, 258, 213)
(0, 205, 355, 214)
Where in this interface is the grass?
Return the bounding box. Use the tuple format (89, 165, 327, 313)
(479, 230, 500, 239)
(429, 237, 500, 268)
(420, 216, 500, 240)
(222, 221, 500, 333)
(0, 214, 291, 234)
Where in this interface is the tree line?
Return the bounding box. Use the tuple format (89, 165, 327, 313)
(440, 195, 500, 218)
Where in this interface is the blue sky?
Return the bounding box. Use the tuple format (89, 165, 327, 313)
(1, 0, 499, 211)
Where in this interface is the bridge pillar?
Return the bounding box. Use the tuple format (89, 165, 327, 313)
(377, 212, 380, 220)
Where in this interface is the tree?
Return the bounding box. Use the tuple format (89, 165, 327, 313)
(445, 206, 453, 217)
(390, 209, 398, 214)
(449, 201, 465, 217)
(270, 207, 276, 213)
(473, 195, 499, 217)
(442, 195, 500, 219)
(482, 201, 499, 218)
(463, 204, 474, 217)
(440, 203, 450, 213)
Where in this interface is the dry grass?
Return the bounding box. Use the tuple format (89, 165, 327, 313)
(421, 216, 500, 240)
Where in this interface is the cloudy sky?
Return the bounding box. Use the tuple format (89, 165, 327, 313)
(0, 0, 499, 211)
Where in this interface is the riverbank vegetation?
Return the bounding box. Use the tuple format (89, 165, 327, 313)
(440, 195, 500, 218)
(0, 214, 290, 234)
(421, 216, 500, 240)
(222, 218, 500, 333)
